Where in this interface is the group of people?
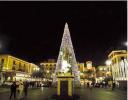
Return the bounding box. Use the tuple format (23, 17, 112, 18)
(86, 82, 93, 90)
(29, 81, 42, 88)
(86, 81, 116, 90)
(10, 80, 29, 100)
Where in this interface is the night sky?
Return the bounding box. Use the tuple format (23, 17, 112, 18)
(0, 1, 127, 66)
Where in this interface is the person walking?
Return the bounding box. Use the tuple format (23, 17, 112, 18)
(18, 80, 24, 100)
(89, 82, 93, 90)
(112, 82, 116, 90)
(10, 82, 17, 100)
(24, 81, 29, 96)
(87, 82, 89, 88)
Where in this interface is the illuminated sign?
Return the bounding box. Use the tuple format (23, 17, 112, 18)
(16, 73, 30, 77)
(86, 61, 92, 69)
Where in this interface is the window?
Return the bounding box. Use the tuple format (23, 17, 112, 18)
(12, 61, 16, 70)
(23, 64, 26, 72)
(0, 59, 4, 70)
(13, 61, 16, 65)
(1, 59, 4, 64)
(19, 63, 21, 71)
(121, 57, 125, 60)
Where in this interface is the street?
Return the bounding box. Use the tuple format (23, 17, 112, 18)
(0, 87, 127, 100)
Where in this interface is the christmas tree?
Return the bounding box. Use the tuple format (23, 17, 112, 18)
(53, 23, 80, 85)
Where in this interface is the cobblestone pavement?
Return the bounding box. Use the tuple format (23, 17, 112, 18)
(0, 87, 127, 100)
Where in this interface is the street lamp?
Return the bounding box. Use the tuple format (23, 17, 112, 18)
(105, 59, 113, 87)
(123, 42, 128, 47)
(105, 60, 112, 66)
(121, 41, 128, 50)
(0, 59, 4, 84)
(0, 43, 2, 49)
(46, 70, 49, 74)
(105, 60, 112, 76)
(0, 63, 2, 84)
(46, 70, 50, 81)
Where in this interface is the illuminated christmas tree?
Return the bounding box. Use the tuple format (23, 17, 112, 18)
(53, 23, 80, 85)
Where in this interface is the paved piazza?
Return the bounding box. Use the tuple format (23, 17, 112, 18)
(0, 87, 127, 100)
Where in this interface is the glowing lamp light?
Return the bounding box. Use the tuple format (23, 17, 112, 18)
(105, 60, 112, 66)
(62, 60, 68, 69)
(87, 63, 92, 67)
(0, 43, 2, 49)
(80, 72, 84, 76)
(99, 77, 103, 80)
(60, 51, 63, 55)
(100, 68, 103, 71)
(47, 70, 49, 73)
(61, 60, 71, 73)
(86, 62, 92, 69)
(124, 42, 128, 47)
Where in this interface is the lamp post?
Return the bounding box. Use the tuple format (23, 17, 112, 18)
(123, 42, 128, 47)
(0, 59, 4, 84)
(46, 70, 49, 82)
(0, 42, 3, 84)
(0, 61, 1, 83)
(105, 59, 113, 86)
(121, 57, 126, 80)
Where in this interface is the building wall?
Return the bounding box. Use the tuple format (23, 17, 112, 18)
(0, 55, 32, 73)
(77, 63, 85, 72)
(84, 67, 96, 79)
(108, 50, 128, 81)
(0, 55, 8, 71)
(40, 59, 98, 85)
(40, 60, 100, 87)
(96, 65, 109, 77)
(40, 63, 56, 81)
(0, 55, 39, 82)
(40, 61, 86, 83)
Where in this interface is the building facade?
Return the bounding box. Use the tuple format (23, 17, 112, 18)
(40, 59, 96, 85)
(0, 55, 39, 83)
(96, 65, 110, 83)
(84, 61, 96, 81)
(40, 59, 85, 82)
(40, 62, 56, 82)
(108, 50, 128, 88)
(108, 50, 128, 81)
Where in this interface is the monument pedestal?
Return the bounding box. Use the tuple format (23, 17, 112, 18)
(57, 74, 74, 96)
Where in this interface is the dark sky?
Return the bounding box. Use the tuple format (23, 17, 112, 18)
(0, 1, 127, 66)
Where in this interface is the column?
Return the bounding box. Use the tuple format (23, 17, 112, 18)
(57, 79, 60, 95)
(68, 78, 72, 96)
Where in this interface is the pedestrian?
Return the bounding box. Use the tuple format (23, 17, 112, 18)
(87, 82, 89, 88)
(92, 82, 95, 87)
(112, 82, 115, 90)
(24, 81, 29, 96)
(18, 80, 24, 100)
(89, 83, 93, 90)
(105, 82, 108, 88)
(10, 81, 17, 100)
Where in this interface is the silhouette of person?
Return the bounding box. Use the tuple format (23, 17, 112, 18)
(10, 82, 17, 100)
(24, 81, 29, 96)
(112, 82, 116, 90)
(18, 80, 24, 99)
